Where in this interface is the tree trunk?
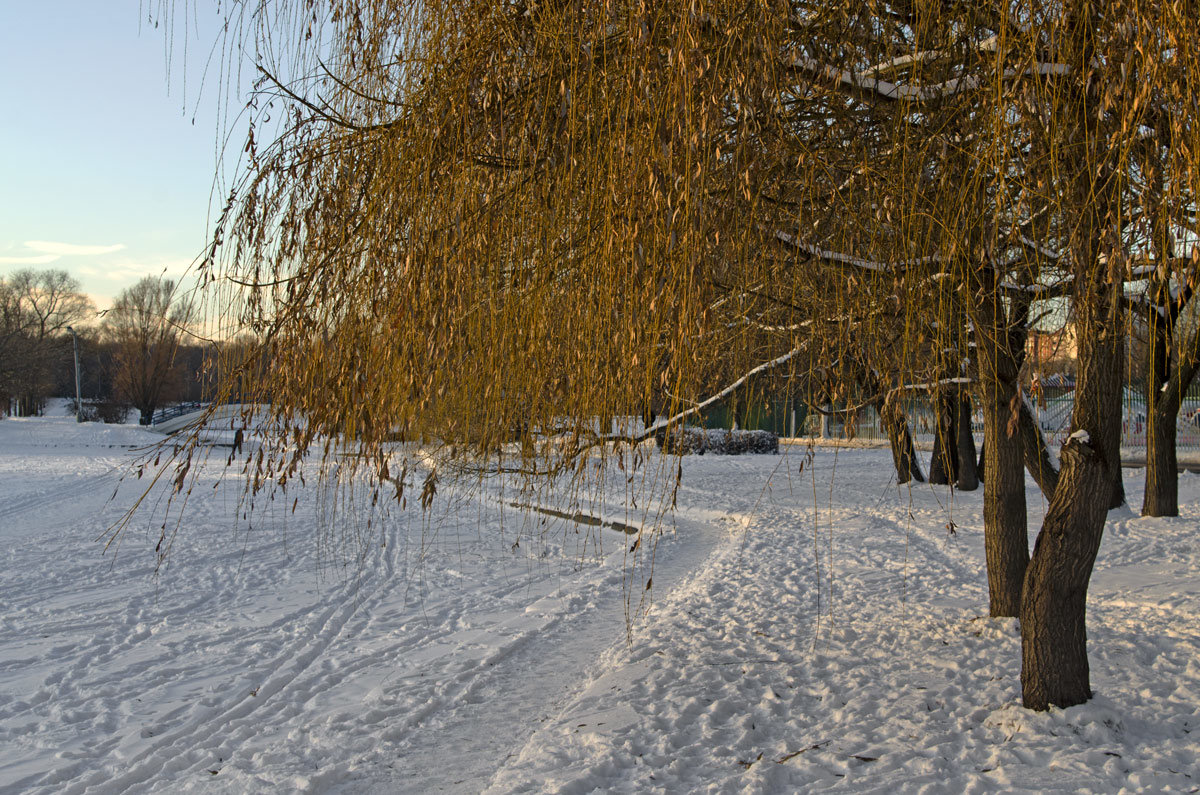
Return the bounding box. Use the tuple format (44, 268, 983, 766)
(955, 390, 978, 491)
(929, 389, 958, 485)
(1142, 316, 1179, 516)
(1093, 332, 1126, 510)
(1143, 401, 1180, 516)
(864, 369, 925, 485)
(929, 422, 947, 484)
(980, 386, 1028, 616)
(1020, 237, 1124, 709)
(971, 291, 1029, 618)
(1020, 434, 1110, 710)
(880, 394, 924, 484)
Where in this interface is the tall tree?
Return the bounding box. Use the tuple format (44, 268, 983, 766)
(0, 269, 94, 416)
(157, 0, 1200, 711)
(1017, 0, 1200, 709)
(103, 276, 192, 425)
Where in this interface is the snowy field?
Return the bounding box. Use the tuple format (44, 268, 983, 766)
(2, 408, 1199, 793)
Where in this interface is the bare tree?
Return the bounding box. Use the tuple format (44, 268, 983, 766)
(103, 276, 192, 425)
(0, 269, 94, 416)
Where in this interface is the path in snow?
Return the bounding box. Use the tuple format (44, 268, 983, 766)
(488, 450, 1200, 793)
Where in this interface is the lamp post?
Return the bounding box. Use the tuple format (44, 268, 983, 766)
(66, 326, 82, 423)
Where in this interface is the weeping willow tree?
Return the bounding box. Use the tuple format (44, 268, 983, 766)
(156, 0, 1200, 711)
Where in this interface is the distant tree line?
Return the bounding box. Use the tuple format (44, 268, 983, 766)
(1, 269, 251, 424)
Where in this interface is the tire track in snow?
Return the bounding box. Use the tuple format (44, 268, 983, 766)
(386, 517, 724, 793)
(0, 460, 124, 525)
(13, 482, 608, 793)
(23, 527, 402, 795)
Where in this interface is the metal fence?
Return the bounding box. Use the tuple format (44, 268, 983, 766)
(149, 401, 206, 426)
(787, 393, 1200, 454)
(1030, 394, 1200, 454)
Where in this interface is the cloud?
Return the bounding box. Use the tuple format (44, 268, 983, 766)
(24, 240, 126, 256)
(99, 259, 194, 282)
(0, 254, 61, 265)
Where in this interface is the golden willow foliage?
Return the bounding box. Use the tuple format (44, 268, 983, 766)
(185, 0, 890, 490)
(155, 0, 1200, 514)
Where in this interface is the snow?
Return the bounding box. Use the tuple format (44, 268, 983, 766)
(787, 55, 1071, 104)
(2, 408, 1199, 793)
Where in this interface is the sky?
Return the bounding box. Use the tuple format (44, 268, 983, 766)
(0, 2, 251, 312)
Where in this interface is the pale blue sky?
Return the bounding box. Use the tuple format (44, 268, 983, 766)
(0, 1, 249, 310)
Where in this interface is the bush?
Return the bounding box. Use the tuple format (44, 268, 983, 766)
(657, 426, 779, 455)
(69, 398, 131, 424)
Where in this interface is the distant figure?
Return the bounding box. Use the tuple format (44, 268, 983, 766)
(1030, 372, 1046, 409)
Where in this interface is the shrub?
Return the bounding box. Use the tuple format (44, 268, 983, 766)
(657, 426, 779, 455)
(69, 398, 130, 424)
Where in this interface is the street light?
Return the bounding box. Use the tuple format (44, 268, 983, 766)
(66, 326, 82, 423)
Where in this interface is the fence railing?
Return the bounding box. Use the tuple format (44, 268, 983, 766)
(788, 396, 1200, 454)
(149, 402, 206, 426)
(1030, 395, 1200, 453)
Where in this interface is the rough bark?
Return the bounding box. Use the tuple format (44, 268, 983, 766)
(1019, 179, 1124, 708)
(929, 388, 958, 485)
(980, 387, 1028, 616)
(1137, 146, 1200, 516)
(862, 367, 925, 485)
(955, 391, 979, 491)
(877, 391, 924, 485)
(1140, 300, 1200, 517)
(971, 288, 1030, 617)
(1020, 434, 1110, 710)
(1141, 299, 1200, 515)
(1142, 306, 1178, 516)
(1080, 326, 1125, 510)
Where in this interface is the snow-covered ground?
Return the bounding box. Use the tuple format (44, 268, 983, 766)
(2, 407, 1198, 793)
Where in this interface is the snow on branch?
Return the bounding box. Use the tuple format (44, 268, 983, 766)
(643, 345, 810, 436)
(997, 278, 1073, 298)
(860, 36, 1001, 77)
(478, 344, 813, 476)
(789, 55, 1071, 104)
(896, 376, 975, 392)
(1122, 288, 1168, 318)
(1018, 235, 1065, 260)
(773, 230, 944, 274)
(735, 317, 819, 332)
(733, 305, 884, 333)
